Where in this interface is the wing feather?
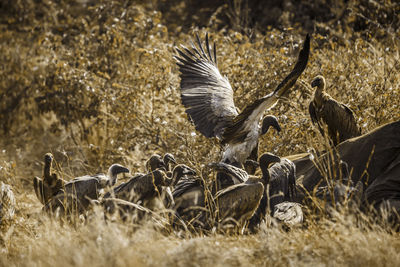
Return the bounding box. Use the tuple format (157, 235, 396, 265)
(176, 34, 238, 138)
(223, 34, 311, 143)
(321, 99, 361, 144)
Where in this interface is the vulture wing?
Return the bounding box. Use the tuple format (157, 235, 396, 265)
(172, 177, 203, 199)
(222, 34, 311, 144)
(321, 99, 361, 144)
(175, 33, 238, 139)
(309, 101, 325, 136)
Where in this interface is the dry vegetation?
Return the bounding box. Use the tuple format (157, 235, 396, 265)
(0, 0, 399, 266)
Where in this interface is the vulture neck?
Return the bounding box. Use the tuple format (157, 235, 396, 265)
(107, 168, 118, 186)
(44, 161, 52, 178)
(260, 164, 271, 185)
(314, 84, 326, 108)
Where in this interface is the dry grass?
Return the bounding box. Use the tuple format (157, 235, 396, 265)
(1, 0, 399, 266)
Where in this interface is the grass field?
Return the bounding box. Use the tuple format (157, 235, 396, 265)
(1, 1, 399, 266)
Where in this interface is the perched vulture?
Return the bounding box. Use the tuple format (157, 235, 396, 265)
(175, 33, 310, 166)
(45, 164, 129, 214)
(33, 153, 65, 205)
(309, 75, 361, 146)
(103, 169, 168, 204)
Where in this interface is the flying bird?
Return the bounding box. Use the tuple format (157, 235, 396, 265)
(309, 75, 361, 146)
(175, 33, 310, 166)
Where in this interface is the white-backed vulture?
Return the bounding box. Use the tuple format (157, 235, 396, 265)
(145, 153, 176, 173)
(33, 153, 65, 205)
(171, 165, 206, 227)
(309, 75, 361, 146)
(249, 152, 296, 229)
(45, 164, 129, 214)
(175, 33, 310, 166)
(214, 180, 264, 228)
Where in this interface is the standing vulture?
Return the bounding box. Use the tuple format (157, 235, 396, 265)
(175, 33, 310, 166)
(33, 153, 65, 205)
(45, 164, 129, 214)
(309, 75, 361, 146)
(145, 153, 176, 173)
(208, 162, 265, 228)
(171, 165, 206, 227)
(249, 152, 297, 229)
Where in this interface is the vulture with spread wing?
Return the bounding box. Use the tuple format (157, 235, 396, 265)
(309, 75, 361, 146)
(175, 33, 310, 166)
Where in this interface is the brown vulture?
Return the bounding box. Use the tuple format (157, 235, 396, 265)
(207, 162, 265, 227)
(145, 153, 176, 173)
(245, 115, 281, 174)
(309, 75, 361, 146)
(175, 33, 310, 166)
(45, 164, 129, 214)
(214, 180, 264, 228)
(171, 164, 206, 227)
(249, 152, 297, 229)
(33, 153, 65, 205)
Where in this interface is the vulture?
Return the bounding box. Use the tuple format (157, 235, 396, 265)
(309, 75, 361, 146)
(249, 152, 296, 229)
(145, 153, 176, 173)
(145, 153, 177, 207)
(0, 182, 16, 225)
(207, 162, 265, 227)
(171, 164, 206, 227)
(214, 180, 264, 228)
(245, 115, 281, 174)
(103, 169, 168, 204)
(33, 153, 65, 205)
(45, 164, 129, 214)
(315, 161, 364, 208)
(175, 33, 310, 166)
(209, 161, 251, 192)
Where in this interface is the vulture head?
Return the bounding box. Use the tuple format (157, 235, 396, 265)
(261, 115, 281, 135)
(146, 154, 164, 172)
(107, 164, 130, 186)
(311, 75, 326, 89)
(163, 153, 177, 170)
(44, 153, 54, 165)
